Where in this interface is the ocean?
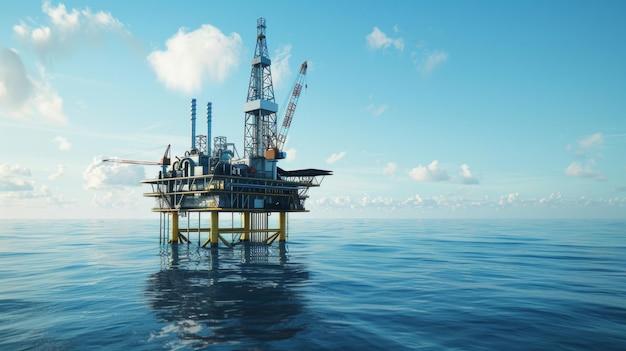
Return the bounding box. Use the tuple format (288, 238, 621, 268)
(0, 218, 624, 350)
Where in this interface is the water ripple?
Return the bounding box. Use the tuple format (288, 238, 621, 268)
(0, 219, 624, 350)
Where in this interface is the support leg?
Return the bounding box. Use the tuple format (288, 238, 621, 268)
(210, 211, 219, 248)
(241, 212, 250, 241)
(170, 211, 179, 244)
(278, 211, 287, 242)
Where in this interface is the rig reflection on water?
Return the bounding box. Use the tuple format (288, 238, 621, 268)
(144, 243, 310, 348)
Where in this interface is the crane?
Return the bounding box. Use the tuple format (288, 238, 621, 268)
(267, 61, 308, 160)
(102, 145, 171, 174)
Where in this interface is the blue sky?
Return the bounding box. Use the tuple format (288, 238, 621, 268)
(1, 1, 624, 219)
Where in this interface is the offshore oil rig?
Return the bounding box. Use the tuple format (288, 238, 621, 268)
(108, 18, 330, 248)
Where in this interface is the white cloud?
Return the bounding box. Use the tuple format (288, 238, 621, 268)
(83, 157, 145, 189)
(0, 163, 31, 177)
(539, 192, 563, 206)
(0, 48, 34, 114)
(45, 1, 79, 30)
(0, 184, 76, 207)
(13, 1, 135, 60)
(498, 192, 519, 206)
(49, 164, 65, 180)
(32, 75, 66, 123)
(578, 132, 604, 149)
(409, 160, 450, 182)
(565, 161, 605, 181)
(358, 194, 398, 208)
(53, 135, 71, 150)
(5, 2, 137, 123)
(410, 39, 448, 77)
(314, 196, 354, 208)
(383, 162, 397, 176)
(308, 191, 626, 216)
(0, 163, 33, 191)
(313, 193, 466, 212)
(284, 147, 297, 162)
(565, 162, 587, 177)
(366, 27, 446, 76)
(366, 27, 404, 51)
(313, 193, 477, 213)
(272, 44, 292, 89)
(326, 151, 346, 164)
(567, 132, 604, 158)
(460, 164, 479, 184)
(0, 48, 67, 123)
(421, 51, 448, 76)
(412, 49, 448, 77)
(402, 194, 424, 206)
(313, 195, 399, 210)
(0, 178, 33, 191)
(147, 24, 242, 94)
(367, 103, 388, 117)
(565, 132, 606, 181)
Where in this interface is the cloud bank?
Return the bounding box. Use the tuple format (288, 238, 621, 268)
(310, 191, 625, 216)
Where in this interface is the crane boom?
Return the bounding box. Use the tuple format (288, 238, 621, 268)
(101, 159, 162, 165)
(275, 61, 308, 154)
(102, 145, 171, 166)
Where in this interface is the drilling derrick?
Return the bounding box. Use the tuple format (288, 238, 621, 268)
(243, 18, 279, 179)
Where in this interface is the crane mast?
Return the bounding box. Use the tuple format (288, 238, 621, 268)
(274, 61, 308, 156)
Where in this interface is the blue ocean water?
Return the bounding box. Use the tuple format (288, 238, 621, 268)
(0, 218, 625, 350)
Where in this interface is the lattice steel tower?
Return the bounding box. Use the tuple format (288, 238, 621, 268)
(243, 18, 278, 163)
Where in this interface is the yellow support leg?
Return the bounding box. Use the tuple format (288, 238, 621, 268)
(278, 211, 287, 242)
(210, 211, 219, 248)
(241, 212, 250, 241)
(170, 211, 179, 244)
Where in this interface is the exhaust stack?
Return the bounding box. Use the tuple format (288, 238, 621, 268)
(191, 99, 197, 149)
(207, 102, 212, 156)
